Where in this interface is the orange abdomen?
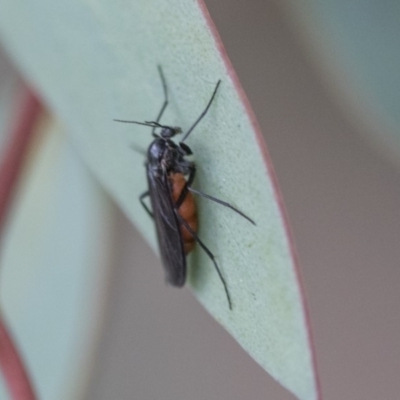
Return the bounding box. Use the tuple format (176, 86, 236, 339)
(169, 173, 198, 254)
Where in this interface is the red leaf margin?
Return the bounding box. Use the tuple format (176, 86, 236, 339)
(197, 1, 323, 399)
(0, 85, 41, 400)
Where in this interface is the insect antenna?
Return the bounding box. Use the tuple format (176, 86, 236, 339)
(181, 80, 221, 142)
(153, 65, 169, 135)
(113, 119, 157, 127)
(114, 64, 169, 136)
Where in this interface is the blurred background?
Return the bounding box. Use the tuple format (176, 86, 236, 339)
(1, 1, 400, 399)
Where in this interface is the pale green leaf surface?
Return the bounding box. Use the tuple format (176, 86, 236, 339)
(0, 116, 114, 400)
(0, 2, 318, 399)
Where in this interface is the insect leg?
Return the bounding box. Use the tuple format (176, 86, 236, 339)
(130, 143, 147, 156)
(139, 191, 153, 219)
(181, 80, 221, 142)
(188, 188, 255, 225)
(174, 166, 255, 225)
(175, 212, 232, 310)
(152, 65, 169, 136)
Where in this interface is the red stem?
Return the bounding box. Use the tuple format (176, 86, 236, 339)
(0, 87, 41, 400)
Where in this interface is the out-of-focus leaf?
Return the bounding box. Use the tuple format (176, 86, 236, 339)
(282, 1, 400, 164)
(0, 114, 114, 400)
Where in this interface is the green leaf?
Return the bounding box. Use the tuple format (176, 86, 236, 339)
(0, 112, 114, 400)
(0, 2, 320, 399)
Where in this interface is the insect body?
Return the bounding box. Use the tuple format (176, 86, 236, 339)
(115, 66, 254, 309)
(169, 172, 198, 254)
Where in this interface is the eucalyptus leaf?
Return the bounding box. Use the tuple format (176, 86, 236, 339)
(0, 114, 114, 400)
(0, 1, 319, 399)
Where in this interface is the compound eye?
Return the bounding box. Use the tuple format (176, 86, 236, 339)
(179, 142, 193, 155)
(160, 127, 174, 139)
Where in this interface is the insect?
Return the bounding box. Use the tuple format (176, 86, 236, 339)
(115, 66, 255, 309)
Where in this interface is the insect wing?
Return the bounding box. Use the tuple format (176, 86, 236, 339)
(147, 168, 186, 286)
